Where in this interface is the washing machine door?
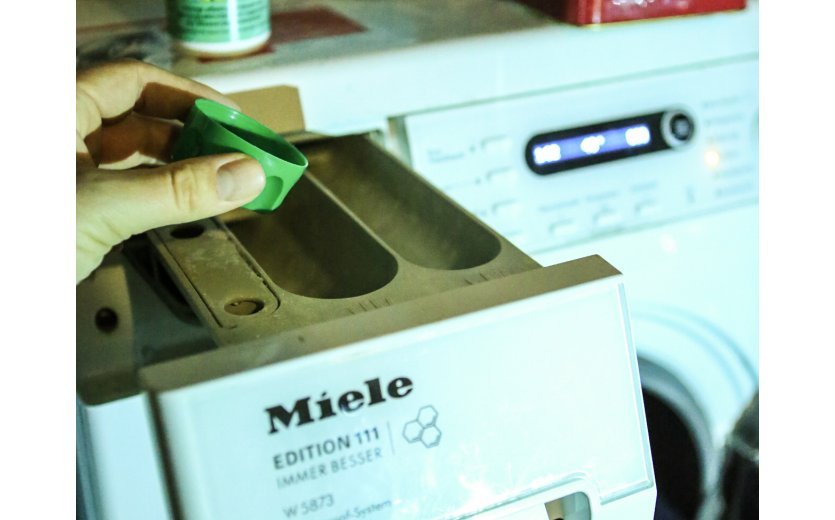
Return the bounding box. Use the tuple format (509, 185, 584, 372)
(635, 304, 757, 519)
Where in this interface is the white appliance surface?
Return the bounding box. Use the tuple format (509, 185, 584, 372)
(77, 262, 657, 520)
(156, 275, 654, 520)
(536, 205, 758, 489)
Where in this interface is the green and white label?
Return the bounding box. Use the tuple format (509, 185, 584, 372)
(167, 0, 270, 43)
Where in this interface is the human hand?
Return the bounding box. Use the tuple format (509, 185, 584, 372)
(76, 60, 266, 283)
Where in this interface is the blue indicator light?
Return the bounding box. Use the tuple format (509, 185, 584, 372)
(532, 124, 653, 166)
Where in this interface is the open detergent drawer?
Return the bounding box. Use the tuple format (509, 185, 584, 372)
(78, 135, 655, 520)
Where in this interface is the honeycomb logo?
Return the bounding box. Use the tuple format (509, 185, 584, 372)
(402, 405, 441, 448)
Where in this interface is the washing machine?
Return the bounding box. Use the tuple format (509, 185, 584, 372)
(393, 57, 759, 518)
(75, 1, 758, 516)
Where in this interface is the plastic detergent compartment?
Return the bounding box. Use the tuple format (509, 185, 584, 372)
(139, 136, 539, 346)
(301, 135, 502, 270)
(147, 134, 539, 347)
(76, 144, 614, 401)
(225, 174, 398, 299)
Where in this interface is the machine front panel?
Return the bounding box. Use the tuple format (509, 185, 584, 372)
(155, 280, 652, 520)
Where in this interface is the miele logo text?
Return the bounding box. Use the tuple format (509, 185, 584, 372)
(265, 377, 413, 435)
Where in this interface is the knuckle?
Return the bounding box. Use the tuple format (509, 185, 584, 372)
(167, 164, 205, 214)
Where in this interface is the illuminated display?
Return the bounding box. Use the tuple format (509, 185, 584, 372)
(531, 124, 652, 166)
(525, 111, 692, 175)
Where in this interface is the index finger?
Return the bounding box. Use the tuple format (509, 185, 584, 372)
(76, 59, 239, 137)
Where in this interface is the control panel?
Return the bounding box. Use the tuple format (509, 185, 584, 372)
(397, 59, 758, 253)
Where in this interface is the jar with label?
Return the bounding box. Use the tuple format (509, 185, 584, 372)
(166, 0, 271, 57)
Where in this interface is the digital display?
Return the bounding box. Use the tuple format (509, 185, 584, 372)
(531, 124, 652, 166)
(525, 111, 676, 175)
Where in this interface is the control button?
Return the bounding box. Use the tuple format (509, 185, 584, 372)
(440, 177, 481, 193)
(481, 136, 513, 155)
(492, 201, 523, 219)
(427, 148, 466, 164)
(549, 220, 579, 237)
(487, 168, 518, 185)
(636, 201, 659, 216)
(716, 182, 754, 199)
(594, 210, 622, 227)
(670, 114, 695, 141)
(662, 111, 696, 147)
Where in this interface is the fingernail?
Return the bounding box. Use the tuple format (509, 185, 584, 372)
(217, 158, 265, 201)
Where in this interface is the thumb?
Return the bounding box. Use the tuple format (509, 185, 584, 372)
(106, 154, 266, 233)
(77, 154, 265, 282)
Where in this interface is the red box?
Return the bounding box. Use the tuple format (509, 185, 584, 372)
(517, 0, 747, 25)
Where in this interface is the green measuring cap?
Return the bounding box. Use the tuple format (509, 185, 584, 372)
(172, 98, 308, 212)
